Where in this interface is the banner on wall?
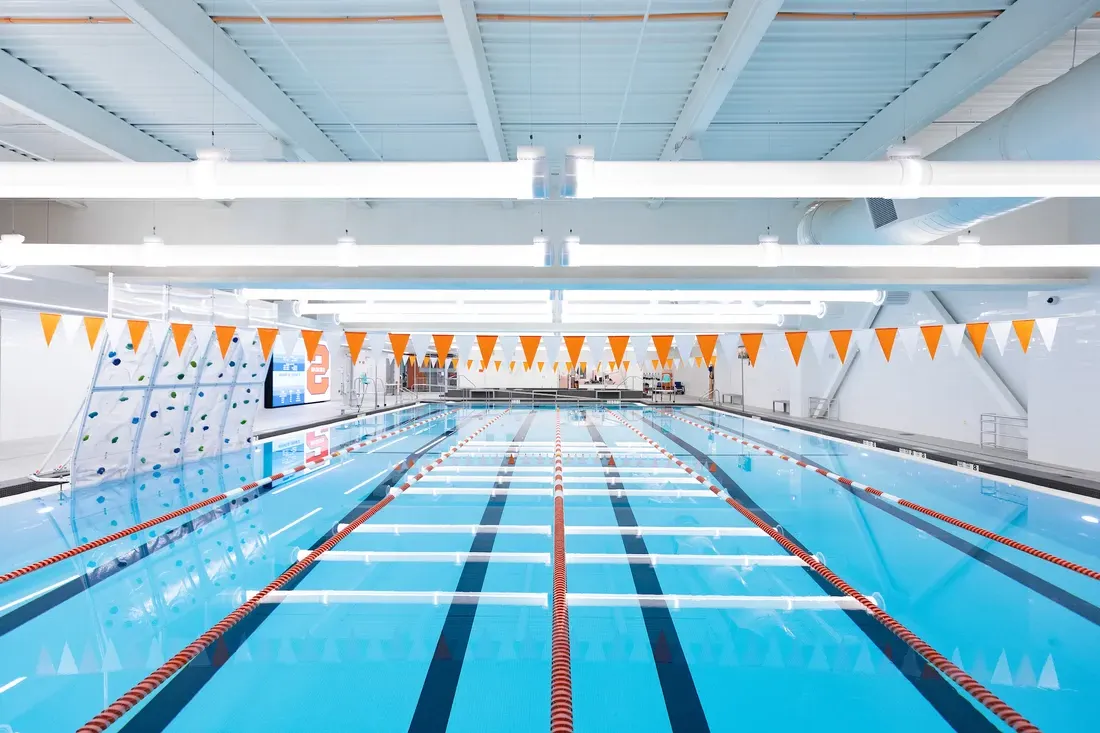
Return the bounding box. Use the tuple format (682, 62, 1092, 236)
(264, 340, 332, 408)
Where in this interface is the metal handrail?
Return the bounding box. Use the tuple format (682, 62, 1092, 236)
(980, 413, 1028, 453)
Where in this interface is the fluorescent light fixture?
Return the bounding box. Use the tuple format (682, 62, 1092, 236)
(305, 302, 553, 317)
(0, 153, 547, 200)
(558, 160, 1100, 200)
(0, 297, 107, 316)
(0, 272, 31, 281)
(141, 235, 165, 268)
(336, 236, 357, 268)
(561, 290, 883, 304)
(561, 314, 785, 326)
(562, 303, 823, 317)
(258, 289, 552, 303)
(338, 313, 551, 325)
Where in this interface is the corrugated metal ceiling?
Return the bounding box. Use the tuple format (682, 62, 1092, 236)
(0, 1, 1090, 165)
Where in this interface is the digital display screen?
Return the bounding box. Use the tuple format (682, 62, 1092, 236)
(264, 341, 331, 408)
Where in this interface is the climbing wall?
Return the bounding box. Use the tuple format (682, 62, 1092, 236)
(70, 324, 268, 488)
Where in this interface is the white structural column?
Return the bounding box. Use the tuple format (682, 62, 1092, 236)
(825, 0, 1100, 162)
(812, 303, 883, 417)
(920, 291, 1027, 417)
(658, 0, 784, 161)
(112, 0, 347, 162)
(0, 50, 186, 162)
(439, 0, 508, 163)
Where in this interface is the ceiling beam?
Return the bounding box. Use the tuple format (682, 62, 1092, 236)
(825, 0, 1100, 161)
(439, 0, 508, 162)
(111, 0, 346, 162)
(0, 49, 186, 162)
(658, 0, 784, 161)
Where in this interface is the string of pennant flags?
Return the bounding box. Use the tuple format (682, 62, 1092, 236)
(35, 313, 1061, 370)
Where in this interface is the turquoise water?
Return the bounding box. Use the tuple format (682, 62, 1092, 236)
(0, 403, 1096, 731)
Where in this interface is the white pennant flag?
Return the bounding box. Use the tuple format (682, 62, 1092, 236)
(990, 321, 1012, 355)
(852, 329, 875, 356)
(717, 333, 740, 361)
(275, 328, 298, 357)
(808, 331, 830, 363)
(367, 332, 385, 363)
(105, 317, 128, 349)
(237, 327, 257, 352)
(943, 324, 966, 356)
(192, 324, 215, 356)
(60, 314, 84, 344)
(497, 335, 519, 362)
(763, 332, 785, 356)
(1036, 317, 1059, 351)
(897, 327, 921, 359)
(409, 333, 432, 360)
(674, 334, 696, 364)
(453, 334, 475, 363)
(543, 334, 562, 365)
(148, 320, 170, 352)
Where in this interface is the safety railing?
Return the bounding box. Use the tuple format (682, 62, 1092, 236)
(807, 397, 837, 419)
(980, 414, 1028, 453)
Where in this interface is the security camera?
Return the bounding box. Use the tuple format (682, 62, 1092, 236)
(1046, 296, 1060, 305)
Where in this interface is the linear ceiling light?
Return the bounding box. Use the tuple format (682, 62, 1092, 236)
(561, 289, 884, 304)
(0, 148, 548, 200)
(560, 314, 785, 326)
(250, 289, 553, 302)
(562, 303, 824, 317)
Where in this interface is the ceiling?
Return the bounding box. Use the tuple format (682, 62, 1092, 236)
(1, 1, 1097, 165)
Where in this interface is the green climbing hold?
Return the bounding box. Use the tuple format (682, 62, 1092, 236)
(111, 436, 119, 444)
(190, 360, 198, 368)
(82, 435, 90, 442)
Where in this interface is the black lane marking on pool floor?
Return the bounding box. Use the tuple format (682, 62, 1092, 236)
(114, 413, 481, 732)
(0, 406, 446, 641)
(640, 415, 1000, 733)
(587, 419, 711, 733)
(691, 411, 1100, 628)
(407, 410, 537, 732)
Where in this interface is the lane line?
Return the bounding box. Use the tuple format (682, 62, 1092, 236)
(0, 676, 26, 694)
(344, 468, 390, 495)
(267, 508, 323, 540)
(269, 465, 340, 496)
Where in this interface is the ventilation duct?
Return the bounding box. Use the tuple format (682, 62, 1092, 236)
(798, 53, 1100, 246)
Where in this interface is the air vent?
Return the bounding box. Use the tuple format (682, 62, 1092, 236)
(884, 291, 910, 305)
(866, 198, 898, 229)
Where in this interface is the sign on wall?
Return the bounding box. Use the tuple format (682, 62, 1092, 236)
(265, 341, 331, 408)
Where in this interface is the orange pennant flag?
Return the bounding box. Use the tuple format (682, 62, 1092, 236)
(83, 316, 105, 349)
(694, 357, 703, 368)
(476, 335, 498, 369)
(622, 360, 631, 371)
(538, 361, 545, 372)
(965, 322, 989, 357)
(467, 359, 474, 370)
(127, 319, 149, 351)
(388, 333, 411, 362)
(696, 334, 718, 366)
(345, 331, 367, 363)
(920, 324, 943, 359)
(875, 327, 898, 362)
(579, 361, 587, 373)
(563, 336, 586, 368)
(607, 336, 630, 366)
(494, 360, 502, 371)
(651, 335, 673, 368)
(39, 312, 61, 346)
(830, 330, 853, 363)
(1012, 319, 1035, 353)
(256, 327, 278, 360)
(300, 329, 323, 362)
(552, 362, 559, 373)
(740, 333, 763, 367)
(652, 359, 660, 369)
(171, 322, 193, 356)
(215, 325, 236, 358)
(785, 331, 807, 366)
(519, 335, 542, 370)
(509, 360, 516, 372)
(451, 358, 457, 369)
(432, 334, 454, 364)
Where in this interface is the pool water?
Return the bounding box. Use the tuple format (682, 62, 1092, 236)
(0, 403, 1097, 732)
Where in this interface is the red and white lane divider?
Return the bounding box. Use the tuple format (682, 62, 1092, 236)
(666, 410, 1100, 583)
(551, 409, 574, 733)
(76, 408, 510, 733)
(0, 408, 458, 588)
(607, 410, 1040, 733)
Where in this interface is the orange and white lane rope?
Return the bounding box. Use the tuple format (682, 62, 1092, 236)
(76, 408, 511, 733)
(607, 409, 1040, 733)
(550, 409, 574, 733)
(665, 410, 1100, 582)
(0, 407, 458, 587)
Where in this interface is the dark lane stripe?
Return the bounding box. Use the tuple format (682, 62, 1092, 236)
(641, 412, 999, 733)
(0, 406, 444, 640)
(586, 417, 711, 733)
(117, 411, 484, 732)
(695, 411, 1100, 627)
(408, 409, 537, 732)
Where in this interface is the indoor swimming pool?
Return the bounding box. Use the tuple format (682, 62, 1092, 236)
(0, 402, 1097, 732)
